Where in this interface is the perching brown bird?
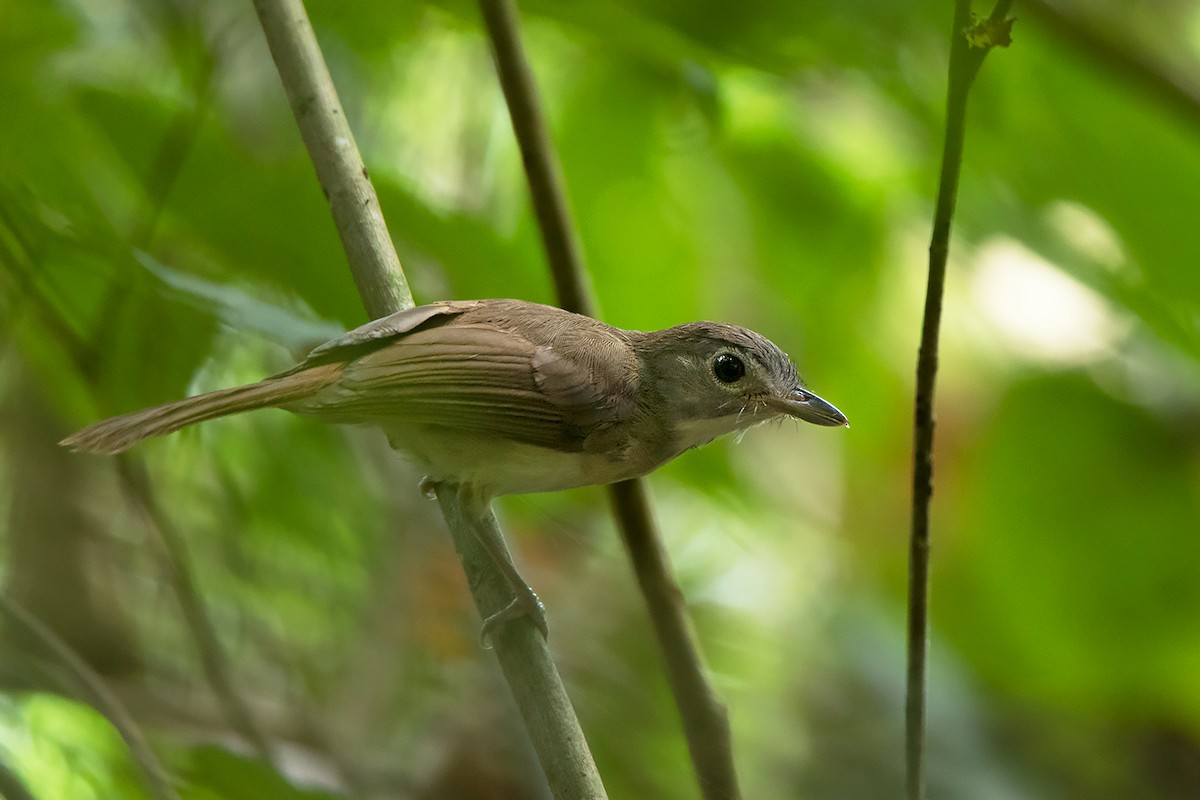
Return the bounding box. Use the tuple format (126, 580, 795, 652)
(63, 298, 847, 634)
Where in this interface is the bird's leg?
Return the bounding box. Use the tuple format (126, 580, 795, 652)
(458, 485, 548, 644)
(422, 478, 548, 643)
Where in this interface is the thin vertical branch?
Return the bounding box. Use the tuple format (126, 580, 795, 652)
(250, 1, 606, 796)
(477, 0, 593, 317)
(477, 1, 741, 797)
(0, 595, 179, 800)
(608, 480, 739, 800)
(908, 3, 1013, 799)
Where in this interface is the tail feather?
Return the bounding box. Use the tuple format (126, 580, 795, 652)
(60, 364, 341, 455)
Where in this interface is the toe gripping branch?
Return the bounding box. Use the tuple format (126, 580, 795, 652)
(422, 478, 549, 645)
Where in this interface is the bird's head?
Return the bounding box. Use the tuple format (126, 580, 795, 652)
(637, 321, 847, 453)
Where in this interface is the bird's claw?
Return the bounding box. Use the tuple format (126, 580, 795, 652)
(479, 587, 548, 648)
(418, 479, 548, 647)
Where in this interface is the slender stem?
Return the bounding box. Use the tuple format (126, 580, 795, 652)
(478, 1, 742, 796)
(477, 0, 593, 317)
(0, 759, 37, 800)
(609, 481, 739, 799)
(908, 3, 1013, 799)
(0, 595, 179, 800)
(250, 0, 411, 320)
(435, 492, 607, 799)
(251, 1, 605, 795)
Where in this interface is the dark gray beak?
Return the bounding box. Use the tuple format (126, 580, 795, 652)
(785, 387, 848, 427)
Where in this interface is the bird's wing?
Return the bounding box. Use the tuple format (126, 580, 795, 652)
(295, 321, 630, 453)
(301, 300, 480, 364)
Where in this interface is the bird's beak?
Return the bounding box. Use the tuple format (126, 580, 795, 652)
(778, 387, 848, 427)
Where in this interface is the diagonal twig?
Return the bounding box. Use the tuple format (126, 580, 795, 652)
(117, 458, 276, 765)
(250, 1, 606, 796)
(477, 0, 741, 797)
(0, 594, 179, 800)
(1024, 0, 1200, 134)
(0, 758, 37, 800)
(249, 0, 410, 322)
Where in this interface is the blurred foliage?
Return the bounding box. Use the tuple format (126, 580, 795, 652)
(2, 0, 1200, 798)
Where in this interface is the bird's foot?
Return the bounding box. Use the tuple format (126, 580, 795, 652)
(418, 476, 440, 500)
(421, 480, 550, 646)
(479, 585, 548, 648)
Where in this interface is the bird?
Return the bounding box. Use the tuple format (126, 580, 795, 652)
(62, 298, 847, 636)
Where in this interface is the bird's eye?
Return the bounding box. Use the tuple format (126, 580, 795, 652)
(712, 353, 746, 384)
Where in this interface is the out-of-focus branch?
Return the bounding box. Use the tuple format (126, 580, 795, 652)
(250, 1, 605, 796)
(608, 480, 739, 799)
(477, 0, 594, 316)
(0, 595, 178, 800)
(908, 3, 1013, 800)
(1025, 0, 1200, 134)
(0, 759, 37, 800)
(118, 458, 276, 765)
(135, 12, 219, 245)
(477, 0, 741, 796)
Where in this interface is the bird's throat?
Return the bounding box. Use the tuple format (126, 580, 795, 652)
(670, 412, 760, 454)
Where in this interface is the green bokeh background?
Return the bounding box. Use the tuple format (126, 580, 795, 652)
(2, 1, 1198, 798)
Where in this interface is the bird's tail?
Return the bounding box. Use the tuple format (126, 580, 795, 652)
(60, 363, 341, 455)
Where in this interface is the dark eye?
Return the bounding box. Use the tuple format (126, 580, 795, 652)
(712, 353, 746, 384)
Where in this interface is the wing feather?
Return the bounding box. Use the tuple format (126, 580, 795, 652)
(292, 322, 625, 452)
(302, 301, 476, 363)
